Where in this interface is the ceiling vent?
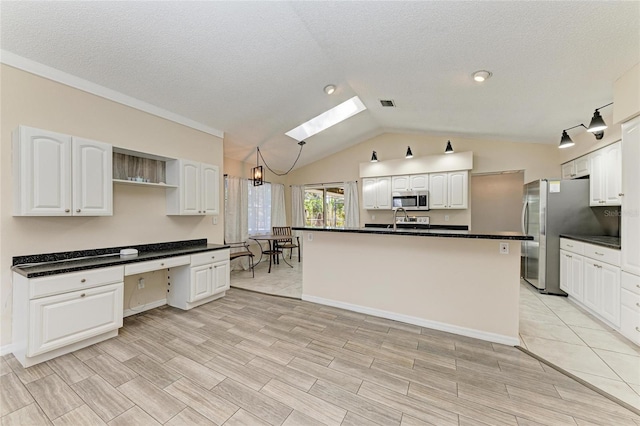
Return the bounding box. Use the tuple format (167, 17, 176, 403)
(379, 99, 395, 107)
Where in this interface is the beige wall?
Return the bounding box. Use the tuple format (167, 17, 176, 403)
(1, 65, 224, 348)
(471, 172, 524, 232)
(286, 132, 560, 227)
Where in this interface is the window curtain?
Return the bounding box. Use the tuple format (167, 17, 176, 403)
(271, 183, 287, 228)
(248, 183, 271, 234)
(224, 176, 250, 270)
(344, 181, 360, 228)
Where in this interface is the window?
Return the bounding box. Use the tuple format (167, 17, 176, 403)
(304, 185, 344, 227)
(248, 182, 271, 235)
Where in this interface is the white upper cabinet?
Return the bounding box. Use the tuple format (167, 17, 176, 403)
(391, 174, 428, 193)
(622, 116, 640, 276)
(166, 159, 220, 215)
(363, 177, 391, 209)
(590, 141, 621, 206)
(429, 171, 468, 209)
(561, 155, 590, 180)
(13, 126, 112, 216)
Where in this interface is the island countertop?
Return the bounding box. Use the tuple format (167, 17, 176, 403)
(292, 226, 533, 241)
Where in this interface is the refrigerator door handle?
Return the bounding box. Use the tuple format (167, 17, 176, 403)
(521, 200, 528, 234)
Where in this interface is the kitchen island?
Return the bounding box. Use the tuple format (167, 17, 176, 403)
(293, 226, 532, 345)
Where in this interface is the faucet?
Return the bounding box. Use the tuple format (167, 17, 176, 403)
(393, 207, 409, 230)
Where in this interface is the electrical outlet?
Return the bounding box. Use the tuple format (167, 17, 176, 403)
(137, 278, 145, 289)
(444, 215, 450, 222)
(371, 215, 375, 220)
(308, 233, 313, 241)
(499, 242, 509, 254)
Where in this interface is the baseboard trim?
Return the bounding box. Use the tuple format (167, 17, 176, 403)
(301, 294, 519, 346)
(0, 343, 15, 357)
(124, 299, 166, 317)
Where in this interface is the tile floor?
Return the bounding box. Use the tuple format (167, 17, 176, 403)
(2, 288, 639, 425)
(520, 281, 640, 409)
(231, 260, 640, 411)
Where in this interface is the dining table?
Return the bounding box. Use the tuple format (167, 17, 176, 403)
(249, 234, 294, 273)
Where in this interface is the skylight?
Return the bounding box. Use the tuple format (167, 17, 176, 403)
(286, 96, 367, 141)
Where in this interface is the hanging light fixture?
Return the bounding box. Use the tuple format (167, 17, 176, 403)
(370, 151, 378, 162)
(558, 124, 587, 149)
(587, 102, 613, 139)
(405, 146, 413, 159)
(252, 149, 263, 186)
(444, 140, 454, 154)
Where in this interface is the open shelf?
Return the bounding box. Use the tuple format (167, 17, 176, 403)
(113, 179, 177, 188)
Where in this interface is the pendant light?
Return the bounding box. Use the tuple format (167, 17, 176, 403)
(558, 124, 587, 149)
(444, 140, 454, 154)
(252, 149, 263, 186)
(405, 146, 413, 159)
(587, 102, 612, 139)
(370, 151, 378, 162)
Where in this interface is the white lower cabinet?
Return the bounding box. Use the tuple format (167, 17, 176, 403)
(560, 250, 583, 301)
(620, 272, 640, 345)
(168, 249, 230, 309)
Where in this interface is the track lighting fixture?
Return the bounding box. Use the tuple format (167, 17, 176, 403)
(405, 146, 413, 159)
(370, 151, 378, 162)
(587, 102, 613, 139)
(558, 124, 587, 149)
(444, 140, 454, 154)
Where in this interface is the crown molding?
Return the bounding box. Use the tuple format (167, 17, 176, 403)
(0, 50, 224, 139)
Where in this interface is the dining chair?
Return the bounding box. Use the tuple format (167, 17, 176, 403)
(226, 240, 255, 277)
(272, 226, 301, 262)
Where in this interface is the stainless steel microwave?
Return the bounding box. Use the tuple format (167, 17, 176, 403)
(392, 191, 429, 210)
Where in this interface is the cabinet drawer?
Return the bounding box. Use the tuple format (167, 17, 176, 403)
(560, 239, 584, 254)
(619, 300, 640, 346)
(28, 282, 123, 357)
(622, 272, 640, 296)
(124, 255, 190, 276)
(584, 244, 620, 266)
(30, 266, 124, 299)
(191, 250, 230, 267)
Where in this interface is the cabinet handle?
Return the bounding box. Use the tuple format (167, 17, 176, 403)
(637, 285, 640, 289)
(161, 263, 165, 266)
(567, 255, 572, 258)
(636, 327, 640, 333)
(636, 303, 640, 308)
(211, 256, 215, 259)
(619, 193, 624, 196)
(76, 209, 81, 213)
(65, 209, 70, 213)
(209, 267, 212, 270)
(567, 244, 573, 248)
(80, 279, 86, 283)
(80, 293, 86, 298)
(594, 252, 604, 256)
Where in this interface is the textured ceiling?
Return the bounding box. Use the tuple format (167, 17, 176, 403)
(1, 1, 638, 171)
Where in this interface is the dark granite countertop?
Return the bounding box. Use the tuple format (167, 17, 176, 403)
(560, 234, 621, 250)
(12, 239, 229, 278)
(293, 226, 532, 241)
(364, 223, 469, 231)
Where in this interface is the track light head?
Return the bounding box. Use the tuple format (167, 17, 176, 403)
(444, 140, 454, 154)
(558, 130, 575, 149)
(370, 151, 378, 162)
(587, 109, 607, 133)
(405, 146, 413, 159)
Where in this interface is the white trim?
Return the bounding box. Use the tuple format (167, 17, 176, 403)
(302, 294, 520, 346)
(0, 343, 15, 357)
(0, 50, 224, 139)
(123, 298, 167, 318)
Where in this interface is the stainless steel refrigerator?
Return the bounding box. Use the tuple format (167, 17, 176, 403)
(521, 179, 616, 295)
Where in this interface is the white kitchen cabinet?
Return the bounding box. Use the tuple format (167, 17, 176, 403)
(391, 174, 428, 192)
(561, 155, 590, 180)
(590, 142, 622, 206)
(12, 266, 124, 367)
(560, 249, 583, 301)
(428, 171, 468, 209)
(190, 264, 213, 302)
(582, 257, 621, 327)
(621, 116, 640, 276)
(13, 126, 112, 216)
(166, 159, 220, 215)
(620, 272, 640, 345)
(363, 177, 391, 209)
(583, 259, 601, 314)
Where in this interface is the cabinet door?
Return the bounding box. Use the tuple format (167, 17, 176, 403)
(428, 173, 447, 209)
(201, 164, 219, 215)
(14, 126, 72, 216)
(190, 264, 213, 302)
(28, 282, 123, 357)
(622, 117, 640, 275)
(561, 162, 575, 180)
(575, 156, 590, 178)
(589, 150, 605, 206)
(182, 160, 201, 214)
(559, 251, 571, 293)
(375, 177, 392, 209)
(391, 176, 410, 192)
(212, 260, 230, 294)
(583, 260, 601, 313)
(600, 263, 620, 327)
(362, 178, 377, 209)
(570, 255, 584, 302)
(448, 171, 468, 209)
(72, 138, 112, 216)
(603, 142, 622, 206)
(409, 174, 429, 191)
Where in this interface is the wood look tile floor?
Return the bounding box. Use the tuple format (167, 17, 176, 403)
(2, 289, 640, 425)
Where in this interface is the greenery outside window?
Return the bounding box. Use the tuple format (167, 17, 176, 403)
(304, 185, 345, 227)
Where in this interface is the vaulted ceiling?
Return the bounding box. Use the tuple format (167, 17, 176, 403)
(2, 1, 638, 171)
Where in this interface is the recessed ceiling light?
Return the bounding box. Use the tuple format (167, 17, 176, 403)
(285, 96, 367, 141)
(473, 70, 492, 82)
(324, 84, 336, 95)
